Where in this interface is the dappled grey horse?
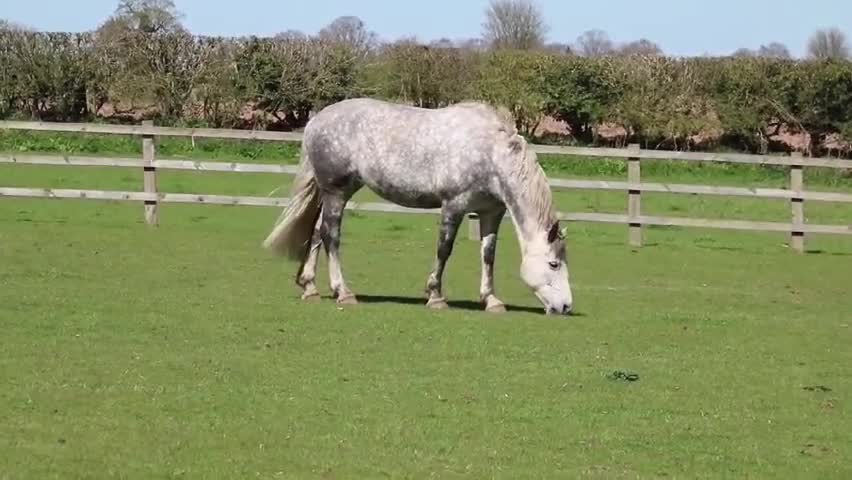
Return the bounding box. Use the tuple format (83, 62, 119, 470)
(263, 98, 573, 315)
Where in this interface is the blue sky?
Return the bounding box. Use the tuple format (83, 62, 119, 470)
(2, 0, 850, 57)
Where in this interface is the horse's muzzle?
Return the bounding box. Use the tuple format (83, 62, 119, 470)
(546, 304, 573, 316)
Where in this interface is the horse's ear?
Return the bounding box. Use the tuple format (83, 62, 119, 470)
(548, 222, 560, 243)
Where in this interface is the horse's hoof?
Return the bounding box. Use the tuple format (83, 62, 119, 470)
(486, 302, 507, 314)
(483, 296, 507, 314)
(337, 294, 358, 306)
(427, 297, 449, 310)
(301, 292, 322, 302)
(301, 285, 321, 302)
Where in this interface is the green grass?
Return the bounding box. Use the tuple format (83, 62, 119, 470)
(1, 197, 851, 479)
(0, 130, 301, 164)
(540, 155, 852, 190)
(1, 132, 852, 477)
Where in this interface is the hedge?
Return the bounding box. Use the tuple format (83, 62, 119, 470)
(1, 29, 851, 156)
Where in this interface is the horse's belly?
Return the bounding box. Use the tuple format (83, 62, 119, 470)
(365, 182, 443, 209)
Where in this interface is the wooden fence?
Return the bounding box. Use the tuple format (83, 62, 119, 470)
(1, 120, 851, 253)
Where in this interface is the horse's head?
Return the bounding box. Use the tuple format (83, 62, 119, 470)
(520, 221, 573, 315)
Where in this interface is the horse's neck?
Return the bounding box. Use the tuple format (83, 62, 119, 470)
(498, 166, 554, 253)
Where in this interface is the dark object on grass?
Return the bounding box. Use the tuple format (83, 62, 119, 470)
(803, 385, 832, 392)
(608, 370, 640, 382)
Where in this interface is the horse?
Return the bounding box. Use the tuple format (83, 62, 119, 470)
(263, 98, 573, 315)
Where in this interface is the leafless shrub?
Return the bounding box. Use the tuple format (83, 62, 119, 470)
(807, 28, 850, 59)
(482, 0, 548, 50)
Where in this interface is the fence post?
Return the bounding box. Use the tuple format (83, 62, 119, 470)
(790, 152, 804, 253)
(142, 120, 158, 226)
(627, 143, 642, 247)
(468, 213, 480, 241)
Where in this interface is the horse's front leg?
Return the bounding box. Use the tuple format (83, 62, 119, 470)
(478, 208, 507, 313)
(425, 207, 464, 309)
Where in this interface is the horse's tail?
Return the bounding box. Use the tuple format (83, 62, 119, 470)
(262, 153, 322, 260)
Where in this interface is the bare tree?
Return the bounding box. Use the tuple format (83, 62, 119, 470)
(807, 28, 850, 59)
(757, 42, 791, 59)
(318, 16, 377, 57)
(90, 0, 187, 116)
(482, 0, 548, 50)
(618, 38, 662, 56)
(0, 18, 32, 31)
(576, 29, 613, 57)
(114, 0, 184, 34)
(731, 48, 754, 58)
(275, 29, 307, 41)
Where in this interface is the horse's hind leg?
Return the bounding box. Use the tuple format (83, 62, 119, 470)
(320, 191, 358, 305)
(478, 208, 507, 314)
(295, 215, 323, 302)
(425, 206, 465, 309)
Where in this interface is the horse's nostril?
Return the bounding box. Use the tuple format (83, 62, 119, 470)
(562, 304, 572, 315)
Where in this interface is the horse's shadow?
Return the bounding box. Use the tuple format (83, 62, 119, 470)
(349, 294, 554, 315)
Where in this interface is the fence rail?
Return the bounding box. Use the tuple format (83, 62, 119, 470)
(5, 154, 851, 204)
(0, 120, 304, 142)
(2, 120, 851, 252)
(2, 186, 848, 237)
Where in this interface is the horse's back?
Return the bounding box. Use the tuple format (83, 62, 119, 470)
(304, 98, 515, 163)
(302, 99, 519, 208)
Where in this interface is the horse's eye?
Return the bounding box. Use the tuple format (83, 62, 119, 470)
(548, 261, 560, 270)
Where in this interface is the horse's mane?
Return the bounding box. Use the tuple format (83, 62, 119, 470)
(510, 136, 558, 230)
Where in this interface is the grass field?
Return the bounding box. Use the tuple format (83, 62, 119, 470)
(1, 133, 852, 478)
